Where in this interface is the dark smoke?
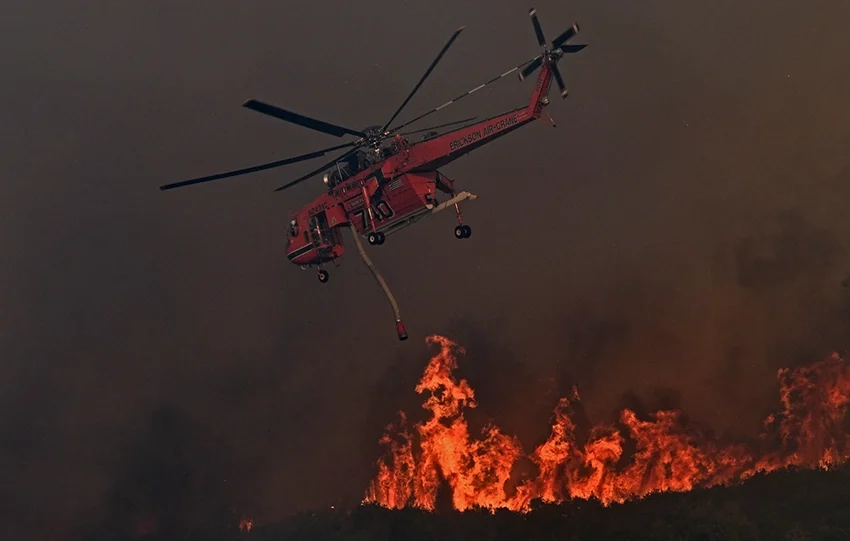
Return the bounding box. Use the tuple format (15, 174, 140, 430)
(2, 1, 850, 539)
(71, 406, 238, 541)
(732, 210, 840, 291)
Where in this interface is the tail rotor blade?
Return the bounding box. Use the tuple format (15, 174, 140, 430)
(552, 23, 580, 49)
(518, 56, 543, 81)
(551, 63, 568, 98)
(529, 9, 546, 47)
(559, 44, 587, 54)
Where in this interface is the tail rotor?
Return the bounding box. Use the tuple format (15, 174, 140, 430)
(518, 8, 587, 98)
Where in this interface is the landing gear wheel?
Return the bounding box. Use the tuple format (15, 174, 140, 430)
(454, 225, 471, 239)
(368, 232, 385, 246)
(317, 269, 329, 283)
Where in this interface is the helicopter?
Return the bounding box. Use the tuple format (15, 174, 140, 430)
(161, 8, 586, 340)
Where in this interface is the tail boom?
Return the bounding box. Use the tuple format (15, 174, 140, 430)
(401, 62, 557, 173)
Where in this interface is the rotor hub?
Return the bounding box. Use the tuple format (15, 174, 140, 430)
(361, 125, 389, 149)
(517, 11, 586, 97)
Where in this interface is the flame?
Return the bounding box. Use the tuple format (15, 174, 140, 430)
(239, 518, 254, 532)
(364, 335, 850, 511)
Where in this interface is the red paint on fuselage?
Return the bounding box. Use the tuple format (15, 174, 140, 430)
(286, 62, 556, 269)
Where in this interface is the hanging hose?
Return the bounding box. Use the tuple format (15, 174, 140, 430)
(348, 223, 408, 341)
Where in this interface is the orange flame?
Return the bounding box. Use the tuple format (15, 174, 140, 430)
(239, 518, 254, 532)
(364, 335, 850, 511)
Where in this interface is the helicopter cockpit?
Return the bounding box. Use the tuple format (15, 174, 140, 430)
(322, 152, 361, 188)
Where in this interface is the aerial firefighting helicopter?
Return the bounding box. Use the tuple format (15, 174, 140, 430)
(161, 8, 587, 339)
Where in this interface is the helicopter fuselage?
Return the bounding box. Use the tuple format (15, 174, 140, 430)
(284, 60, 555, 270)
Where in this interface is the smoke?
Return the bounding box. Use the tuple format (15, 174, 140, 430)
(2, 0, 850, 539)
(71, 405, 239, 541)
(534, 198, 850, 438)
(361, 187, 850, 477)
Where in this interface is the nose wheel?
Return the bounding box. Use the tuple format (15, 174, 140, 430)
(368, 232, 386, 245)
(317, 269, 329, 283)
(454, 224, 472, 239)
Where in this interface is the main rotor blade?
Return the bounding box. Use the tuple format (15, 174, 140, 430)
(551, 63, 568, 98)
(389, 55, 540, 133)
(243, 99, 366, 138)
(159, 142, 356, 191)
(399, 116, 477, 136)
(518, 56, 543, 81)
(529, 9, 546, 47)
(559, 44, 588, 54)
(552, 23, 580, 49)
(380, 26, 466, 133)
(273, 145, 363, 193)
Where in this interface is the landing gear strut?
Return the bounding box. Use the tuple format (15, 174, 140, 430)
(368, 231, 385, 245)
(317, 269, 329, 283)
(452, 192, 471, 239)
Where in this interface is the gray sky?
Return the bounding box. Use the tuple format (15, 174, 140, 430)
(2, 0, 850, 538)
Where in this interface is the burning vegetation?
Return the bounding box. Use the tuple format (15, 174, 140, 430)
(364, 335, 850, 512)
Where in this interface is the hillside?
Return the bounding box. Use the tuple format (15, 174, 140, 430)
(171, 464, 850, 541)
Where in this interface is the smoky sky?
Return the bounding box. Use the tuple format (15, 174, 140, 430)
(3, 0, 850, 539)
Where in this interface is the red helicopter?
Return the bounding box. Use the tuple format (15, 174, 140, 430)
(161, 8, 586, 340)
